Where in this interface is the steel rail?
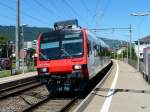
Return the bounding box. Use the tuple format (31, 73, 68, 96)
(59, 97, 78, 112)
(0, 80, 38, 93)
(22, 61, 112, 112)
(0, 82, 42, 99)
(23, 93, 56, 112)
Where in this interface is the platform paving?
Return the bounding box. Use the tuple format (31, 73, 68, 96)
(0, 71, 37, 84)
(83, 60, 150, 112)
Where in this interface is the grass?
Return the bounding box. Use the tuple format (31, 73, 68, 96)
(0, 67, 36, 78)
(0, 70, 11, 78)
(0, 59, 36, 78)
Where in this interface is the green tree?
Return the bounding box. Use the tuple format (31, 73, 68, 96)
(0, 36, 9, 58)
(121, 46, 137, 60)
(0, 36, 8, 43)
(27, 48, 36, 57)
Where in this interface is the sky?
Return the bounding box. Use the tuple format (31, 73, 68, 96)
(0, 0, 149, 42)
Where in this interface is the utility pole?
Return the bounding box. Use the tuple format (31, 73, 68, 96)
(16, 0, 20, 71)
(121, 41, 123, 61)
(130, 12, 149, 71)
(129, 24, 132, 59)
(112, 29, 115, 59)
(127, 41, 128, 63)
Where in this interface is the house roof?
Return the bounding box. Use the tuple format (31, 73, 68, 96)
(140, 35, 150, 42)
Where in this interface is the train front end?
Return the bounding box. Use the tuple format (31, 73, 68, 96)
(36, 21, 88, 93)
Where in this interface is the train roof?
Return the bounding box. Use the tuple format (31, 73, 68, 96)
(41, 28, 81, 35)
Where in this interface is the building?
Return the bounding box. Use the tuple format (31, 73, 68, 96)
(134, 35, 150, 59)
(117, 47, 126, 54)
(24, 40, 38, 50)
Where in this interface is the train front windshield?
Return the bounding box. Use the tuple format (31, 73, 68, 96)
(40, 31, 83, 60)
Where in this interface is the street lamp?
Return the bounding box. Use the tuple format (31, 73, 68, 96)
(131, 12, 149, 16)
(130, 12, 149, 71)
(21, 24, 28, 74)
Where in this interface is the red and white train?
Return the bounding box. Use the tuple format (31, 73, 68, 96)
(36, 20, 111, 93)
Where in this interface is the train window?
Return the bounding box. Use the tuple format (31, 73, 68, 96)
(94, 44, 97, 50)
(62, 38, 83, 57)
(87, 34, 92, 55)
(89, 41, 92, 55)
(39, 31, 83, 60)
(61, 32, 83, 57)
(41, 42, 59, 49)
(40, 37, 60, 60)
(87, 40, 91, 57)
(149, 58, 150, 62)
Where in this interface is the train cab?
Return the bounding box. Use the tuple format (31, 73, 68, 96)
(36, 19, 110, 93)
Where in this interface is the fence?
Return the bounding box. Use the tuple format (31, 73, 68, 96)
(128, 59, 144, 74)
(0, 56, 36, 78)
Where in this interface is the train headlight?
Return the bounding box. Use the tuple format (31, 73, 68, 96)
(42, 68, 48, 72)
(73, 65, 82, 70)
(38, 68, 48, 73)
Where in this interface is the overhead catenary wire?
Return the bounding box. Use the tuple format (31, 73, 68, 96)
(63, 0, 90, 27)
(92, 0, 101, 21)
(97, 0, 111, 21)
(63, 0, 81, 19)
(90, 27, 130, 39)
(79, 0, 93, 27)
(33, 0, 55, 14)
(22, 0, 52, 21)
(47, 0, 67, 19)
(0, 1, 47, 24)
(137, 15, 149, 29)
(95, 0, 101, 15)
(0, 1, 16, 14)
(80, 0, 92, 15)
(93, 0, 111, 29)
(0, 12, 16, 21)
(56, 0, 75, 19)
(33, 0, 61, 20)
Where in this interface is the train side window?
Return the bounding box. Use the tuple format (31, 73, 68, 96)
(87, 34, 92, 55)
(100, 46, 104, 57)
(93, 42, 95, 50)
(90, 42, 93, 54)
(87, 40, 90, 57)
(94, 44, 97, 50)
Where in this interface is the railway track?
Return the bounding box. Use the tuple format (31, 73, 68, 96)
(0, 80, 42, 99)
(23, 62, 113, 112)
(0, 62, 113, 112)
(23, 93, 78, 112)
(0, 83, 48, 112)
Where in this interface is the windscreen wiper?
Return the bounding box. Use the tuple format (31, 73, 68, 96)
(40, 52, 49, 60)
(61, 48, 72, 58)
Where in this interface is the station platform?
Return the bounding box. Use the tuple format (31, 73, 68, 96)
(82, 60, 150, 112)
(0, 71, 37, 84)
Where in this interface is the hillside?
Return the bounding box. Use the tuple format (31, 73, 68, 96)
(0, 25, 50, 41)
(99, 37, 128, 49)
(0, 26, 128, 49)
